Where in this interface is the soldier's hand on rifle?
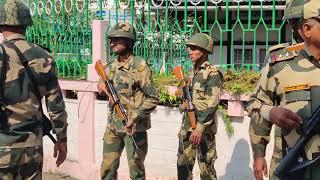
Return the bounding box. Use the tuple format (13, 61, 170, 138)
(270, 107, 302, 129)
(54, 142, 68, 167)
(253, 157, 268, 180)
(189, 130, 202, 145)
(97, 81, 107, 94)
(178, 100, 189, 113)
(125, 120, 136, 136)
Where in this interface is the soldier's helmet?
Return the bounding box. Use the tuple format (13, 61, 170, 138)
(186, 33, 213, 54)
(0, 0, 32, 27)
(283, 0, 320, 21)
(108, 22, 136, 41)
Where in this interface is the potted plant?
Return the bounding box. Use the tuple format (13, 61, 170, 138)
(221, 69, 260, 117)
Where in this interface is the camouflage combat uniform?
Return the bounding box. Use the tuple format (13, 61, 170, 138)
(247, 0, 320, 179)
(248, 43, 292, 180)
(246, 45, 320, 180)
(269, 127, 282, 180)
(177, 33, 222, 180)
(100, 22, 159, 180)
(0, 0, 68, 179)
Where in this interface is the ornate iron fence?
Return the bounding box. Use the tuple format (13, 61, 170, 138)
(26, 0, 289, 78)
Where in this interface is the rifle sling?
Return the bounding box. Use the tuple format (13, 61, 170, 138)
(0, 43, 9, 130)
(301, 49, 320, 69)
(281, 132, 288, 159)
(0, 44, 8, 105)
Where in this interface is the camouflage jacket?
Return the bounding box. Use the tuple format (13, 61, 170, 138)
(181, 61, 222, 133)
(106, 55, 159, 132)
(0, 34, 68, 148)
(247, 43, 290, 159)
(246, 43, 320, 160)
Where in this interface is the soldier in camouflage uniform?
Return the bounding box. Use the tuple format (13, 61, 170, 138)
(97, 22, 159, 180)
(246, 0, 320, 179)
(249, 3, 306, 177)
(251, 43, 300, 180)
(177, 33, 222, 180)
(0, 0, 68, 179)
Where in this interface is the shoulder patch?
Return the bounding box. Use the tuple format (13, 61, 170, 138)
(266, 43, 298, 65)
(202, 64, 219, 79)
(268, 43, 287, 53)
(208, 65, 223, 79)
(137, 65, 146, 72)
(207, 64, 219, 73)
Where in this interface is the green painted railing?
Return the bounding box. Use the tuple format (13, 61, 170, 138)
(26, 0, 92, 79)
(27, 0, 288, 78)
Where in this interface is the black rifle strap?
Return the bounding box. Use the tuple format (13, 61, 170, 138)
(301, 49, 320, 69)
(281, 132, 288, 158)
(4, 41, 43, 111)
(0, 44, 8, 105)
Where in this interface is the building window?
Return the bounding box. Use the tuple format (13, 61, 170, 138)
(234, 48, 253, 65)
(233, 46, 268, 69)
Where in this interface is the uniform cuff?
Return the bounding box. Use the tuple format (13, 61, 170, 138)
(55, 126, 68, 143)
(252, 145, 266, 159)
(260, 105, 274, 122)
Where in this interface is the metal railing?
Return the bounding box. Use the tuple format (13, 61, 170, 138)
(26, 0, 290, 78)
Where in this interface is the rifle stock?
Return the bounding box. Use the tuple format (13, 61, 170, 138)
(172, 66, 197, 129)
(95, 60, 138, 149)
(172, 66, 185, 82)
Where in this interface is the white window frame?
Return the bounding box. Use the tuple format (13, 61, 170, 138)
(233, 45, 268, 67)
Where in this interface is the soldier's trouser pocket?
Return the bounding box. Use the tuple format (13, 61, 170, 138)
(0, 146, 43, 180)
(303, 158, 320, 180)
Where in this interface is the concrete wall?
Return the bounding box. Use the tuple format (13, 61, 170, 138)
(43, 97, 275, 180)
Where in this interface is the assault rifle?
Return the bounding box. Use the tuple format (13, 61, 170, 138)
(275, 104, 320, 179)
(172, 66, 197, 129)
(95, 60, 138, 149)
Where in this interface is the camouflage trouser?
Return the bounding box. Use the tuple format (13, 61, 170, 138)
(100, 128, 148, 180)
(0, 145, 43, 180)
(269, 127, 282, 180)
(303, 160, 320, 180)
(177, 130, 217, 180)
